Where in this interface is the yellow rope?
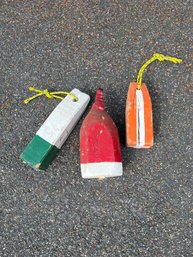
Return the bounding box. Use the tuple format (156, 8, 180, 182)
(24, 87, 78, 104)
(136, 53, 182, 90)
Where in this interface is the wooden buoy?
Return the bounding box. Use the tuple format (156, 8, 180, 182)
(126, 53, 182, 148)
(80, 89, 123, 178)
(21, 88, 90, 170)
(126, 82, 153, 148)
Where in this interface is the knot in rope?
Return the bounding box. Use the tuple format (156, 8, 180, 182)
(42, 89, 53, 99)
(153, 53, 166, 61)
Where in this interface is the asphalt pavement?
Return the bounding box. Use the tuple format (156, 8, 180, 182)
(1, 1, 193, 256)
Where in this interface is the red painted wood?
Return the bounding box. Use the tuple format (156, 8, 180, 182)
(80, 89, 122, 164)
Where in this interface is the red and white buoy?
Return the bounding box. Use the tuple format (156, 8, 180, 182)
(80, 89, 123, 179)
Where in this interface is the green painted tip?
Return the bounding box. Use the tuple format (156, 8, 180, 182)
(21, 135, 59, 170)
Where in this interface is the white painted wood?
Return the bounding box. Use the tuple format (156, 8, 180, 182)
(36, 89, 90, 148)
(81, 162, 123, 178)
(136, 90, 145, 148)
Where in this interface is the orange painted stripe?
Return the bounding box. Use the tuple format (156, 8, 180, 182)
(126, 82, 137, 147)
(126, 82, 153, 148)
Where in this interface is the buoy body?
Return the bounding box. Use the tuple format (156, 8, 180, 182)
(80, 89, 123, 178)
(21, 89, 90, 170)
(126, 82, 153, 148)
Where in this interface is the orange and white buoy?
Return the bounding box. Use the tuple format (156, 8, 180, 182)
(126, 53, 182, 148)
(126, 82, 153, 148)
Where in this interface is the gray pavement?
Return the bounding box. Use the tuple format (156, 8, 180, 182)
(0, 1, 193, 256)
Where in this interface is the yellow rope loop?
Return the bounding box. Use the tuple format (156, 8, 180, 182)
(136, 53, 182, 90)
(23, 87, 78, 104)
